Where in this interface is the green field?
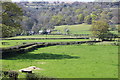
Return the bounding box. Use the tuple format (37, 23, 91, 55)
(2, 45, 118, 78)
(0, 39, 89, 48)
(4, 35, 81, 39)
(2, 24, 118, 39)
(54, 24, 118, 35)
(1, 24, 119, 79)
(54, 24, 92, 34)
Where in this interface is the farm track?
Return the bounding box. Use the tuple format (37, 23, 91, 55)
(1, 41, 101, 59)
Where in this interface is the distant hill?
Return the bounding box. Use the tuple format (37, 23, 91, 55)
(94, 0, 120, 2)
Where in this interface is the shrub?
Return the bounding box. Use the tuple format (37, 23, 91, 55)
(26, 73, 58, 80)
(2, 71, 18, 80)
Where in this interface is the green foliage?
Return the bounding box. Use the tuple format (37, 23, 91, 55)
(75, 9, 82, 14)
(1, 2, 23, 38)
(107, 12, 113, 19)
(2, 2, 23, 27)
(100, 11, 109, 21)
(22, 17, 34, 30)
(91, 14, 98, 23)
(26, 73, 57, 80)
(84, 15, 92, 24)
(98, 32, 118, 41)
(91, 20, 109, 40)
(118, 25, 120, 32)
(0, 24, 22, 38)
(50, 14, 63, 25)
(109, 25, 117, 31)
(64, 16, 73, 25)
(91, 14, 97, 20)
(105, 32, 118, 40)
(77, 14, 84, 24)
(2, 71, 18, 80)
(17, 2, 119, 31)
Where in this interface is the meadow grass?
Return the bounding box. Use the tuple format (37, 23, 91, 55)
(2, 45, 118, 78)
(54, 24, 92, 34)
(5, 35, 80, 39)
(54, 24, 118, 35)
(0, 39, 89, 48)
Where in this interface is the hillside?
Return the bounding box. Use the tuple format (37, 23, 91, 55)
(17, 1, 119, 32)
(54, 24, 91, 34)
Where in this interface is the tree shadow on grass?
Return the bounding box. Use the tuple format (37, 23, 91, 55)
(5, 53, 79, 60)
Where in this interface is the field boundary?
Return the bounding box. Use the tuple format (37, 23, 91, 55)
(1, 41, 101, 59)
(0, 37, 89, 40)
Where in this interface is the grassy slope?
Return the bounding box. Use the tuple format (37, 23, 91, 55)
(54, 24, 118, 35)
(54, 24, 92, 34)
(2, 45, 118, 78)
(0, 39, 89, 48)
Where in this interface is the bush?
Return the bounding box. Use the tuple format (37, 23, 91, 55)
(0, 24, 22, 38)
(2, 71, 18, 80)
(26, 73, 58, 80)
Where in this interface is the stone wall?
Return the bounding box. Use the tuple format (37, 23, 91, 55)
(1, 41, 100, 59)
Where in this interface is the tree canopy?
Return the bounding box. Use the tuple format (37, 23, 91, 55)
(17, 2, 119, 31)
(1, 2, 23, 38)
(90, 20, 109, 40)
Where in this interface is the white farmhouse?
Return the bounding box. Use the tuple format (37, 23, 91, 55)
(39, 30, 43, 34)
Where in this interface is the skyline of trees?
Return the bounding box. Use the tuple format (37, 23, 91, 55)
(17, 1, 119, 32)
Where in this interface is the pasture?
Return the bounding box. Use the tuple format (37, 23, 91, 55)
(0, 39, 89, 48)
(2, 45, 118, 78)
(1, 24, 119, 79)
(54, 24, 118, 35)
(1, 1, 119, 79)
(4, 35, 79, 39)
(54, 24, 91, 34)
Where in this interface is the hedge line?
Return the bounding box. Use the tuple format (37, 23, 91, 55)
(1, 41, 100, 59)
(0, 37, 89, 40)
